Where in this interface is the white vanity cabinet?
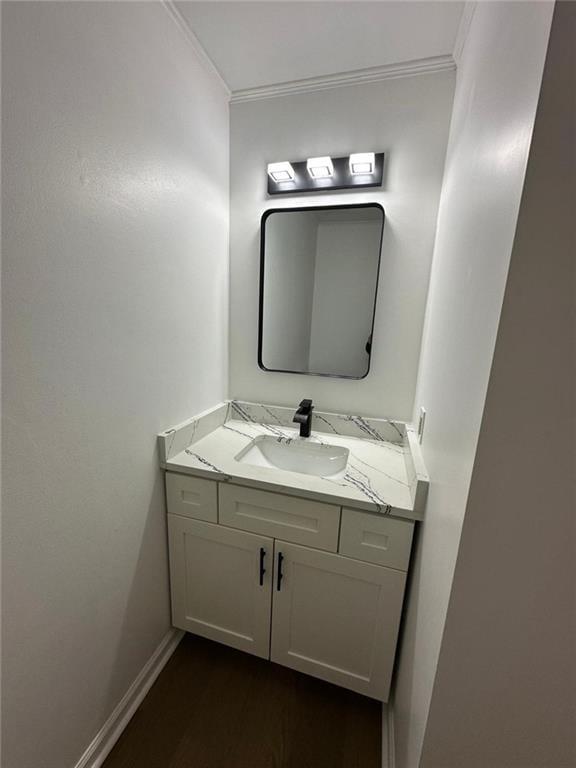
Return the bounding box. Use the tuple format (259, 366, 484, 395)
(165, 472, 414, 701)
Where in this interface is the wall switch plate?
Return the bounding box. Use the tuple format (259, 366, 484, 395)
(417, 407, 427, 443)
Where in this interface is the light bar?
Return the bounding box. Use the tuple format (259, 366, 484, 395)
(306, 156, 334, 179)
(266, 152, 384, 195)
(267, 161, 296, 183)
(349, 152, 375, 175)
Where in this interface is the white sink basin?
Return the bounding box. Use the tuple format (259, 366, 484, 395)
(235, 436, 349, 478)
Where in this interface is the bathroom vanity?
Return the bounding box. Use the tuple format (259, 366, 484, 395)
(158, 400, 428, 702)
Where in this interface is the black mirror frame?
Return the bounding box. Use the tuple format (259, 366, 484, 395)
(258, 202, 385, 380)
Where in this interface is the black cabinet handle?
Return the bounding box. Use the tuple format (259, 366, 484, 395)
(259, 547, 266, 586)
(276, 552, 284, 591)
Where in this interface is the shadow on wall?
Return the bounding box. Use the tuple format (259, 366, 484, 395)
(390, 520, 422, 711)
(102, 463, 172, 730)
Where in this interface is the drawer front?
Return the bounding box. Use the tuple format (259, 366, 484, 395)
(339, 508, 414, 571)
(219, 484, 340, 552)
(166, 473, 218, 523)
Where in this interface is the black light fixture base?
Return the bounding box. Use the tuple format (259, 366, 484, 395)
(267, 153, 384, 196)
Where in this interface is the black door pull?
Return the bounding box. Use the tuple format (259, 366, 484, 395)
(259, 547, 266, 586)
(277, 552, 284, 591)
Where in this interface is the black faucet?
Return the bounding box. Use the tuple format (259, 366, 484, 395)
(293, 399, 313, 438)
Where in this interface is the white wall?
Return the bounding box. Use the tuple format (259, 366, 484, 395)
(1, 3, 229, 767)
(392, 3, 554, 767)
(420, 3, 575, 765)
(229, 73, 455, 419)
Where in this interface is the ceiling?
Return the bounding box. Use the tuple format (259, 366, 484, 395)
(174, 1, 464, 94)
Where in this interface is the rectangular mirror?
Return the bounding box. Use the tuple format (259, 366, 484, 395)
(258, 203, 384, 379)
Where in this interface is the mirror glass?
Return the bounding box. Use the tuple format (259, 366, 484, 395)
(259, 204, 384, 379)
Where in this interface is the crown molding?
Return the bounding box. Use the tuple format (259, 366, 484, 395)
(453, 2, 477, 66)
(161, 1, 231, 98)
(230, 55, 455, 104)
(160, 4, 457, 106)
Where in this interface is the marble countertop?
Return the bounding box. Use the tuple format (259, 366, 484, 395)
(159, 401, 428, 521)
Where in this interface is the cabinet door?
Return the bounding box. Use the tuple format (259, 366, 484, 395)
(270, 541, 406, 701)
(168, 515, 273, 659)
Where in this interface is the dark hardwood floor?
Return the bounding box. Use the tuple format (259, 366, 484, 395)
(103, 633, 382, 768)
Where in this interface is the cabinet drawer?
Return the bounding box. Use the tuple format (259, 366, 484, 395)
(166, 473, 218, 522)
(219, 484, 340, 552)
(339, 508, 413, 571)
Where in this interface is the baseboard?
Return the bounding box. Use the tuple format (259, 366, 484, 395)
(382, 701, 396, 768)
(74, 628, 184, 768)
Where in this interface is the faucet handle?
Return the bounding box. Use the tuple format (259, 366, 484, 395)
(298, 399, 313, 411)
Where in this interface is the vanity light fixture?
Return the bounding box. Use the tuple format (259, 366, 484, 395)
(349, 152, 375, 175)
(267, 152, 384, 195)
(267, 161, 296, 183)
(306, 156, 334, 179)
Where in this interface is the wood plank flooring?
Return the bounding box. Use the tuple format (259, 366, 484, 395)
(103, 633, 382, 768)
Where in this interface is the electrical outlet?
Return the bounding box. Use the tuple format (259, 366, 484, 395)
(417, 407, 427, 443)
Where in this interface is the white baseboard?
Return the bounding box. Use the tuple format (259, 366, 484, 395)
(74, 628, 184, 768)
(382, 701, 396, 768)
